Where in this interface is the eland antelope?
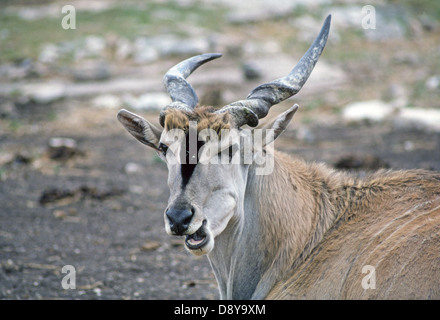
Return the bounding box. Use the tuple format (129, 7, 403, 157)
(118, 15, 440, 299)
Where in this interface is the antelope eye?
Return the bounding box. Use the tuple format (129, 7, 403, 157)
(159, 143, 168, 156)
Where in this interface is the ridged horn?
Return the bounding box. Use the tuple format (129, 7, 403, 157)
(217, 14, 331, 127)
(159, 53, 222, 127)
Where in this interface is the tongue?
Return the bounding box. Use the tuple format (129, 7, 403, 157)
(188, 232, 205, 245)
(188, 237, 204, 246)
(187, 228, 206, 246)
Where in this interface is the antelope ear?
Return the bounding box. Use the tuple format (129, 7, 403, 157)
(261, 104, 299, 147)
(117, 109, 162, 151)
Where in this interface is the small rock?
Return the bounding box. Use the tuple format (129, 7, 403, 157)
(26, 82, 66, 104)
(385, 83, 407, 100)
(93, 288, 102, 297)
(72, 60, 110, 82)
(0, 101, 17, 119)
(0, 59, 35, 80)
(123, 93, 170, 111)
(48, 137, 77, 149)
(133, 35, 211, 62)
(74, 36, 107, 60)
(39, 43, 60, 64)
(92, 94, 121, 109)
(53, 210, 67, 219)
(47, 137, 80, 161)
(2, 259, 19, 273)
(78, 185, 125, 201)
(115, 38, 133, 61)
(418, 14, 438, 32)
(13, 153, 32, 165)
(40, 184, 125, 206)
(124, 162, 142, 174)
(241, 62, 262, 81)
(182, 280, 197, 288)
(84, 36, 106, 56)
(342, 100, 394, 123)
(404, 140, 414, 152)
(160, 37, 210, 57)
(129, 185, 144, 194)
(141, 240, 161, 251)
(40, 188, 75, 206)
(426, 75, 440, 90)
(396, 108, 440, 132)
(0, 152, 31, 166)
(385, 83, 408, 108)
(132, 40, 159, 64)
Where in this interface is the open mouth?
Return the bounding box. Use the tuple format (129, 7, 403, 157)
(185, 220, 208, 250)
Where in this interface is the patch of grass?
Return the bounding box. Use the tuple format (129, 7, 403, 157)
(8, 119, 22, 132)
(74, 3, 226, 38)
(391, 0, 440, 20)
(303, 97, 326, 111)
(0, 14, 62, 62)
(0, 2, 227, 63)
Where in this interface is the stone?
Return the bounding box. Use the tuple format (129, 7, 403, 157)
(141, 240, 161, 251)
(39, 43, 60, 64)
(0, 100, 17, 119)
(241, 62, 262, 81)
(84, 36, 106, 56)
(124, 162, 143, 174)
(26, 82, 66, 104)
(133, 35, 211, 62)
(342, 100, 394, 123)
(115, 38, 133, 61)
(396, 108, 440, 132)
(0, 59, 36, 80)
(47, 137, 79, 161)
(72, 60, 111, 82)
(226, 0, 298, 24)
(426, 76, 440, 90)
(91, 94, 121, 109)
(133, 37, 160, 64)
(123, 93, 170, 111)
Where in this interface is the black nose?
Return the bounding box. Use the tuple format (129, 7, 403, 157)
(166, 207, 194, 235)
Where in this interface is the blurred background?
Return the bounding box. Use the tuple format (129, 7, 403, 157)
(0, 0, 439, 299)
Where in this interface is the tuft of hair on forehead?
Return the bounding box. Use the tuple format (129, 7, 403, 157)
(164, 106, 231, 134)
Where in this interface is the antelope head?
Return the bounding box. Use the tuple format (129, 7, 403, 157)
(118, 15, 331, 256)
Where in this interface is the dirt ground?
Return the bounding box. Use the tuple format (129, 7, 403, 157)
(1, 0, 440, 300)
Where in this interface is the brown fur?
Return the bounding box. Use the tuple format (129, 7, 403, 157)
(164, 106, 230, 134)
(258, 152, 440, 299)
